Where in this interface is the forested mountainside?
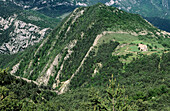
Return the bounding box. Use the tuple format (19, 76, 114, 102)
(104, 0, 170, 18)
(2, 0, 78, 18)
(0, 4, 170, 110)
(3, 0, 170, 32)
(1, 52, 170, 110)
(6, 0, 170, 19)
(0, 1, 60, 54)
(106, 0, 170, 32)
(84, 0, 170, 32)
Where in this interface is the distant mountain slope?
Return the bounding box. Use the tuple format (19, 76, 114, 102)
(0, 1, 60, 54)
(85, 0, 170, 32)
(145, 17, 170, 32)
(6, 0, 170, 18)
(104, 0, 170, 32)
(105, 0, 169, 18)
(2, 0, 78, 17)
(4, 0, 170, 32)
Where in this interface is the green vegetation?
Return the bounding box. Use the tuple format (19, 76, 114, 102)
(0, 1, 21, 18)
(1, 0, 76, 18)
(1, 3, 169, 87)
(0, 4, 170, 110)
(0, 54, 18, 69)
(17, 10, 60, 29)
(98, 33, 139, 45)
(0, 1, 60, 29)
(0, 69, 57, 110)
(129, 46, 139, 52)
(0, 24, 15, 46)
(99, 32, 170, 63)
(88, 75, 138, 111)
(1, 52, 169, 110)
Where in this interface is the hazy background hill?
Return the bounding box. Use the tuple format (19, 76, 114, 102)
(3, 0, 170, 32)
(2, 0, 78, 17)
(6, 0, 170, 19)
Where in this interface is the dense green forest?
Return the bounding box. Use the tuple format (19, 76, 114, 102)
(2, 0, 77, 18)
(6, 3, 162, 83)
(0, 3, 170, 110)
(1, 52, 169, 110)
(0, 1, 21, 18)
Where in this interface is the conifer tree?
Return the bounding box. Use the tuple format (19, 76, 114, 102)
(89, 74, 137, 111)
(104, 74, 137, 111)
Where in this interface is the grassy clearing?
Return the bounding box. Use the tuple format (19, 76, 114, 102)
(99, 33, 165, 49)
(57, 12, 71, 19)
(99, 33, 166, 51)
(129, 46, 140, 52)
(97, 33, 169, 63)
(98, 33, 139, 45)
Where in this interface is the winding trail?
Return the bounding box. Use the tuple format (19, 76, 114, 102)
(59, 31, 130, 94)
(11, 73, 39, 85)
(11, 73, 59, 94)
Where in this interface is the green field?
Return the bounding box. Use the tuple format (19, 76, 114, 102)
(98, 33, 139, 45)
(98, 33, 169, 63)
(99, 33, 165, 51)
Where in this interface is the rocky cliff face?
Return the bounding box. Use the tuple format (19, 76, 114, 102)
(0, 0, 60, 54)
(0, 14, 49, 54)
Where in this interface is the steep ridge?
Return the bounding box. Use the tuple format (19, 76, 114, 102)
(0, 1, 60, 54)
(7, 4, 170, 94)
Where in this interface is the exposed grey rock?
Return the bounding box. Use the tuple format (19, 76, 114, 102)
(0, 14, 50, 54)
